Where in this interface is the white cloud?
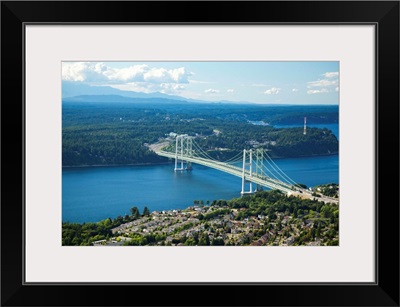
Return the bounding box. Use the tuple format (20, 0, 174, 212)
(62, 62, 194, 95)
(264, 87, 281, 95)
(62, 62, 110, 82)
(307, 89, 329, 94)
(307, 72, 339, 91)
(205, 88, 220, 94)
(335, 87, 339, 92)
(227, 89, 235, 93)
(62, 62, 192, 84)
(106, 64, 147, 82)
(308, 79, 338, 87)
(292, 88, 299, 92)
(323, 72, 339, 78)
(144, 67, 191, 83)
(160, 83, 186, 94)
(109, 82, 155, 93)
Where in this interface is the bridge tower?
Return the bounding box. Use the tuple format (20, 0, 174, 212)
(174, 134, 193, 171)
(241, 149, 254, 195)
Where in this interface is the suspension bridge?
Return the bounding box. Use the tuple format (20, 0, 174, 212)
(152, 134, 338, 204)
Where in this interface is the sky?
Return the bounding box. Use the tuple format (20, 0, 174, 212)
(62, 61, 339, 105)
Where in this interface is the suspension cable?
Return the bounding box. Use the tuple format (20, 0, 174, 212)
(176, 138, 299, 189)
(258, 159, 284, 182)
(191, 140, 221, 162)
(222, 151, 244, 164)
(263, 151, 299, 185)
(262, 156, 295, 185)
(192, 139, 243, 164)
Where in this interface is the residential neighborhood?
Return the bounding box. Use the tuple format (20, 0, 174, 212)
(92, 189, 339, 247)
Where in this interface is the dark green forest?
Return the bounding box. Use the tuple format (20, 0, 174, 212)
(62, 101, 338, 166)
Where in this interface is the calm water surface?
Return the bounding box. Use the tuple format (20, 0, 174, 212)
(63, 123, 339, 223)
(63, 154, 339, 223)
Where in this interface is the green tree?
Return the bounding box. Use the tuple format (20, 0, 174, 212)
(142, 206, 150, 216)
(130, 206, 140, 219)
(184, 237, 197, 246)
(316, 226, 321, 238)
(171, 238, 181, 245)
(198, 234, 210, 246)
(211, 238, 225, 246)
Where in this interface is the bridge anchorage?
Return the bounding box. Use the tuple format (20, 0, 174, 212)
(154, 134, 338, 204)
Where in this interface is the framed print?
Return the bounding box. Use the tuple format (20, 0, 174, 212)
(1, 1, 399, 306)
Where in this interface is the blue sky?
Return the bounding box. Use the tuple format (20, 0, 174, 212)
(62, 61, 339, 105)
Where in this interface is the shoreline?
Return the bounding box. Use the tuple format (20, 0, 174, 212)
(62, 152, 338, 168)
(63, 187, 339, 225)
(62, 161, 174, 168)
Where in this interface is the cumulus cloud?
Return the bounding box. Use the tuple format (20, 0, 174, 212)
(106, 64, 148, 82)
(227, 89, 234, 93)
(308, 79, 338, 87)
(264, 87, 281, 95)
(205, 88, 220, 94)
(159, 83, 186, 94)
(323, 72, 339, 78)
(306, 71, 339, 94)
(62, 62, 192, 84)
(62, 62, 195, 95)
(62, 62, 110, 82)
(292, 88, 299, 92)
(307, 89, 329, 94)
(144, 67, 190, 83)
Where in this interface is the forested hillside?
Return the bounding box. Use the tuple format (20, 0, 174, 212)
(62, 101, 338, 166)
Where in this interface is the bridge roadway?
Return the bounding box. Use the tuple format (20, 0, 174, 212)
(155, 150, 339, 204)
(158, 150, 300, 194)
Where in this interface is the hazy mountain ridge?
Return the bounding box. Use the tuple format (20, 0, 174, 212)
(62, 81, 260, 105)
(63, 82, 206, 103)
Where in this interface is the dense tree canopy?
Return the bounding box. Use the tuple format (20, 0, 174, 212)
(62, 102, 338, 166)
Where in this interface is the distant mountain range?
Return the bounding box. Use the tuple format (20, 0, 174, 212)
(62, 81, 253, 105)
(63, 95, 203, 104)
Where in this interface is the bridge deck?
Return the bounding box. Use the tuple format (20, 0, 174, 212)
(155, 150, 338, 205)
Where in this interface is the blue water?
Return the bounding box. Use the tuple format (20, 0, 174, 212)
(62, 154, 339, 223)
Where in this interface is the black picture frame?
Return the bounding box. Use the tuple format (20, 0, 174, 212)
(1, 1, 399, 306)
